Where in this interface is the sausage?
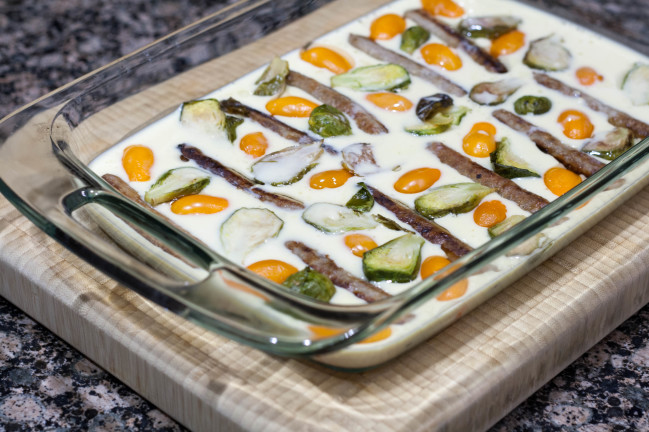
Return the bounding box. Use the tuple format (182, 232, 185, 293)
(404, 9, 508, 74)
(492, 109, 605, 177)
(348, 34, 467, 97)
(287, 70, 388, 134)
(427, 142, 550, 213)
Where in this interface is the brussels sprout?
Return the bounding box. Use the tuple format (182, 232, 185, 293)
(362, 234, 424, 283)
(253, 56, 289, 96)
(180, 99, 226, 136)
(302, 203, 378, 234)
(405, 106, 470, 136)
(308, 104, 352, 138)
(513, 95, 552, 115)
(331, 64, 411, 92)
(621, 63, 649, 106)
(469, 78, 524, 106)
(581, 127, 633, 160)
(345, 184, 374, 213)
(220, 208, 283, 263)
(416, 93, 454, 122)
(400, 26, 430, 54)
(523, 35, 571, 71)
(458, 15, 522, 39)
(415, 183, 494, 219)
(488, 214, 526, 238)
(490, 138, 540, 179)
(282, 267, 336, 302)
(251, 143, 323, 186)
(341, 143, 381, 176)
(225, 115, 244, 142)
(144, 167, 210, 206)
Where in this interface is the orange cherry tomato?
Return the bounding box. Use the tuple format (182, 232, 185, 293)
(307, 325, 392, 344)
(421, 43, 463, 71)
(544, 167, 582, 196)
(300, 46, 352, 74)
(266, 96, 318, 117)
(393, 167, 441, 194)
(365, 92, 413, 112)
(470, 122, 497, 136)
(420, 255, 469, 301)
(370, 13, 406, 40)
(421, 0, 465, 18)
(557, 109, 594, 139)
(490, 30, 525, 57)
(462, 132, 496, 158)
(344, 234, 378, 257)
(122, 145, 154, 182)
(309, 169, 353, 189)
(576, 66, 603, 86)
(473, 200, 507, 228)
(247, 260, 298, 284)
(170, 195, 229, 215)
(239, 132, 269, 158)
(358, 327, 392, 344)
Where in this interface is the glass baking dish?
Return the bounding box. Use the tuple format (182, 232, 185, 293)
(2, 0, 649, 370)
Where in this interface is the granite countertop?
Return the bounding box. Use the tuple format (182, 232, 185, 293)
(2, 0, 649, 430)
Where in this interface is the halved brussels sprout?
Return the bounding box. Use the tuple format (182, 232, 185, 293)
(523, 35, 571, 71)
(513, 95, 552, 115)
(180, 99, 226, 136)
(308, 104, 352, 138)
(458, 15, 522, 39)
(341, 143, 381, 176)
(415, 183, 494, 219)
(373, 214, 412, 233)
(581, 127, 633, 160)
(331, 64, 411, 92)
(225, 115, 244, 143)
(345, 184, 374, 213)
(220, 208, 283, 263)
(144, 167, 211, 206)
(362, 233, 424, 283)
(251, 143, 323, 186)
(621, 63, 649, 106)
(416, 93, 454, 122)
(254, 56, 289, 96)
(400, 26, 430, 54)
(469, 78, 524, 106)
(282, 267, 336, 302)
(405, 106, 470, 136)
(488, 215, 546, 256)
(302, 202, 378, 234)
(490, 138, 540, 179)
(488, 214, 526, 238)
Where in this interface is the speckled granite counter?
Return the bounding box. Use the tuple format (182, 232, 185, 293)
(2, 0, 649, 430)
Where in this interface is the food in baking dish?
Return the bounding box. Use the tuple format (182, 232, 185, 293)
(88, 0, 649, 366)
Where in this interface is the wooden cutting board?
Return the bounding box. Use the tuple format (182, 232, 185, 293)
(3, 1, 649, 430)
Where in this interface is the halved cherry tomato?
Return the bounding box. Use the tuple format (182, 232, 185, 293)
(370, 14, 406, 40)
(473, 200, 507, 228)
(239, 132, 268, 158)
(393, 167, 441, 193)
(576, 66, 603, 86)
(470, 122, 497, 136)
(170, 195, 229, 215)
(122, 145, 154, 182)
(344, 234, 378, 257)
(300, 46, 352, 74)
(247, 260, 298, 284)
(490, 30, 525, 57)
(266, 96, 318, 117)
(309, 169, 353, 189)
(544, 167, 582, 196)
(420, 255, 469, 301)
(557, 109, 594, 139)
(462, 131, 496, 158)
(366, 92, 413, 112)
(421, 43, 463, 71)
(422, 0, 464, 18)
